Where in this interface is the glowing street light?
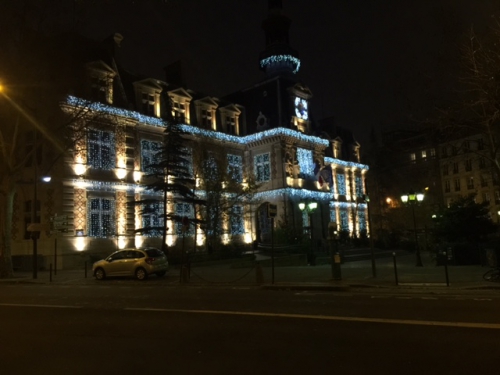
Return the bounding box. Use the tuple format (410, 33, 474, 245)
(401, 191, 424, 267)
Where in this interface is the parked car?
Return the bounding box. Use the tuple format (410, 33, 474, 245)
(92, 247, 168, 280)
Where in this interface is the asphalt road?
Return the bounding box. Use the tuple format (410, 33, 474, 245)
(1, 283, 499, 375)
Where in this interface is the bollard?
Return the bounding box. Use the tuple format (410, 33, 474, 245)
(50, 263, 52, 282)
(444, 250, 450, 287)
(392, 252, 399, 286)
(255, 262, 264, 285)
(333, 252, 342, 281)
(84, 261, 87, 279)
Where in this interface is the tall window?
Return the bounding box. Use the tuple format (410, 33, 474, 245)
(479, 157, 486, 169)
(230, 205, 244, 235)
(254, 153, 271, 182)
(442, 165, 449, 176)
(141, 93, 156, 116)
(201, 109, 212, 129)
(336, 174, 346, 195)
(430, 148, 436, 158)
(90, 76, 110, 103)
(467, 177, 474, 190)
(175, 203, 193, 235)
(88, 129, 116, 170)
(453, 162, 459, 174)
(297, 148, 315, 178)
(173, 101, 186, 123)
(226, 116, 236, 135)
(421, 150, 427, 159)
(142, 201, 164, 237)
(454, 178, 461, 191)
(465, 159, 472, 171)
(227, 154, 243, 182)
(88, 198, 115, 237)
(444, 180, 450, 193)
(355, 176, 363, 197)
(410, 153, 416, 164)
(141, 139, 162, 172)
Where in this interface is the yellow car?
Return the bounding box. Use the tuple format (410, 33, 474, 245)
(92, 247, 168, 280)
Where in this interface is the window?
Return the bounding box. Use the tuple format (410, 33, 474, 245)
(355, 176, 363, 197)
(481, 175, 488, 187)
(175, 203, 193, 235)
(142, 201, 164, 237)
(254, 153, 271, 182)
(141, 93, 156, 116)
(483, 192, 490, 204)
(227, 154, 243, 183)
(465, 159, 472, 171)
(201, 109, 213, 129)
(495, 190, 500, 203)
(230, 205, 244, 235)
(173, 101, 186, 123)
(467, 177, 474, 189)
(453, 162, 459, 174)
(88, 129, 116, 170)
(442, 165, 449, 176)
(91, 76, 111, 103)
(297, 148, 315, 178)
(226, 116, 236, 135)
(141, 140, 162, 172)
(430, 148, 436, 158)
(452, 146, 458, 156)
(479, 157, 486, 169)
(88, 198, 115, 237)
(441, 146, 448, 157)
(444, 180, 450, 193)
(421, 150, 427, 159)
(454, 178, 461, 191)
(336, 174, 346, 195)
(410, 153, 416, 164)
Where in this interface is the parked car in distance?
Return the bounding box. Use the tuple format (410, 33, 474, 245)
(92, 247, 168, 280)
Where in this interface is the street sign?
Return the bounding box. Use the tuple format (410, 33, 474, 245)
(268, 203, 277, 218)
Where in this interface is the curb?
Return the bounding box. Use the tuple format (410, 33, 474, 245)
(260, 283, 350, 292)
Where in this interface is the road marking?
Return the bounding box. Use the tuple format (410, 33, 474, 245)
(124, 308, 500, 330)
(0, 303, 82, 309)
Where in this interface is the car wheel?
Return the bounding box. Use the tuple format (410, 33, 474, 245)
(135, 267, 148, 280)
(156, 271, 167, 277)
(95, 268, 106, 280)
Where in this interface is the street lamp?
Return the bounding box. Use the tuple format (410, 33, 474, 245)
(401, 191, 424, 267)
(298, 200, 318, 265)
(363, 194, 377, 277)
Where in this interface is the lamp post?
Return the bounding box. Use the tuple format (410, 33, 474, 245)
(298, 200, 318, 265)
(401, 191, 424, 267)
(363, 194, 377, 277)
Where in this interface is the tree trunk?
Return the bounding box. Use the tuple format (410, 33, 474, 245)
(0, 184, 17, 278)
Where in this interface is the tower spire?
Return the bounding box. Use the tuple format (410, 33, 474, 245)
(259, 0, 300, 77)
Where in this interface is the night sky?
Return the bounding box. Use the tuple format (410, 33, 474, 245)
(79, 0, 500, 146)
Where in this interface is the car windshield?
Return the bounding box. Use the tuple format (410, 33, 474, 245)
(144, 248, 164, 257)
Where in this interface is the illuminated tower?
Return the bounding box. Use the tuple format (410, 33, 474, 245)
(259, 0, 301, 77)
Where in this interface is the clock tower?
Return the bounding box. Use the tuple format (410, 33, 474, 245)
(259, 0, 301, 77)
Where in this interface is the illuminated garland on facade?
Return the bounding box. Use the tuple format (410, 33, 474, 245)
(336, 174, 346, 196)
(259, 55, 301, 74)
(254, 153, 271, 182)
(230, 205, 245, 235)
(324, 157, 369, 170)
(141, 139, 162, 172)
(227, 154, 243, 182)
(88, 129, 116, 170)
(88, 197, 116, 237)
(297, 148, 315, 178)
(254, 188, 332, 202)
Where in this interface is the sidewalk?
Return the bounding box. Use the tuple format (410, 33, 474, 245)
(2, 252, 499, 292)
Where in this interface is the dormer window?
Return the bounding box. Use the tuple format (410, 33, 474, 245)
(91, 76, 112, 104)
(226, 116, 236, 135)
(141, 93, 156, 116)
(220, 104, 241, 135)
(201, 109, 213, 129)
(173, 101, 186, 123)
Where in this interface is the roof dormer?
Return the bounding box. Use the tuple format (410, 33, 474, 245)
(194, 96, 219, 131)
(168, 88, 193, 124)
(86, 61, 116, 104)
(219, 104, 242, 136)
(133, 79, 166, 118)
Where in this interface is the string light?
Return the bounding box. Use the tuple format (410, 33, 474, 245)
(259, 55, 301, 74)
(227, 154, 243, 182)
(325, 157, 369, 170)
(88, 197, 116, 237)
(230, 205, 245, 235)
(336, 174, 346, 195)
(254, 153, 271, 182)
(297, 148, 315, 178)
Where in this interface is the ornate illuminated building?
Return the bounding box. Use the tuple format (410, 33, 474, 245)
(12, 0, 369, 268)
